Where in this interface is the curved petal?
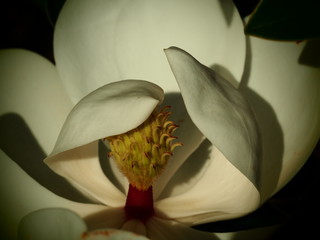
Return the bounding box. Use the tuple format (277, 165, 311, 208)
(153, 96, 205, 200)
(165, 47, 260, 187)
(49, 80, 164, 156)
(45, 141, 126, 207)
(54, 0, 245, 102)
(83, 229, 149, 240)
(0, 49, 72, 155)
(0, 149, 112, 240)
(242, 38, 320, 201)
(18, 208, 87, 240)
(155, 145, 260, 225)
(146, 217, 218, 240)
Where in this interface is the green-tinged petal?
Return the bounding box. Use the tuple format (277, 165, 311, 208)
(164, 47, 260, 187)
(0, 49, 72, 155)
(83, 229, 149, 240)
(0, 149, 116, 240)
(242, 38, 320, 201)
(146, 217, 218, 240)
(155, 145, 260, 225)
(18, 208, 87, 240)
(49, 80, 163, 156)
(54, 0, 245, 102)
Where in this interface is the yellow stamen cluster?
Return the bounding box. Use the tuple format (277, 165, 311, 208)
(106, 106, 182, 191)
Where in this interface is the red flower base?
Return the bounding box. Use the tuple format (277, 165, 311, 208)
(125, 184, 154, 222)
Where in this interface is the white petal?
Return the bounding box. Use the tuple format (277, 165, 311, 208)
(165, 47, 260, 186)
(18, 208, 87, 240)
(50, 80, 164, 156)
(121, 220, 147, 236)
(0, 49, 72, 155)
(155, 145, 260, 225)
(54, 0, 245, 102)
(0, 149, 112, 240)
(45, 141, 126, 207)
(153, 96, 205, 200)
(83, 229, 149, 240)
(242, 38, 320, 201)
(146, 217, 217, 240)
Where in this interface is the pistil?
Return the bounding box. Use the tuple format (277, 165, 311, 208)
(105, 106, 182, 221)
(125, 184, 154, 222)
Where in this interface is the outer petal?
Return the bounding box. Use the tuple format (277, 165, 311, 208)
(164, 47, 260, 187)
(146, 217, 218, 240)
(54, 0, 245, 102)
(155, 144, 260, 225)
(0, 149, 114, 240)
(242, 38, 320, 201)
(45, 80, 163, 206)
(18, 208, 87, 240)
(0, 49, 72, 155)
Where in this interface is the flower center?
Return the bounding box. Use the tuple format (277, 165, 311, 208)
(105, 106, 182, 221)
(106, 106, 182, 191)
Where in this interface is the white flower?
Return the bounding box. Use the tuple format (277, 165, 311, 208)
(0, 0, 319, 239)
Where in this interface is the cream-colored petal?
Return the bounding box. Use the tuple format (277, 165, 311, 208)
(54, 0, 245, 102)
(0, 149, 112, 240)
(44, 80, 163, 205)
(165, 47, 260, 186)
(241, 38, 320, 201)
(49, 80, 163, 156)
(146, 217, 217, 240)
(45, 141, 126, 207)
(83, 228, 149, 240)
(155, 145, 260, 225)
(0, 49, 72, 155)
(18, 208, 87, 240)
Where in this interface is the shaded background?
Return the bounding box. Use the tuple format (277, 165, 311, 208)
(0, 0, 319, 239)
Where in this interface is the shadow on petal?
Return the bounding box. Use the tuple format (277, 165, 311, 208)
(0, 113, 90, 203)
(218, 0, 236, 26)
(211, 36, 284, 201)
(99, 141, 127, 194)
(298, 39, 320, 68)
(159, 139, 212, 199)
(239, 36, 284, 201)
(83, 207, 126, 231)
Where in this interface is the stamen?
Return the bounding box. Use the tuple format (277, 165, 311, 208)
(105, 106, 182, 191)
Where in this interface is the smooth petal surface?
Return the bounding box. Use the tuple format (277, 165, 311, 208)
(49, 80, 164, 156)
(83, 229, 149, 240)
(155, 145, 260, 225)
(146, 217, 217, 240)
(165, 47, 260, 186)
(0, 49, 72, 155)
(0, 150, 113, 240)
(54, 0, 245, 102)
(45, 141, 126, 207)
(18, 208, 87, 240)
(241, 38, 320, 201)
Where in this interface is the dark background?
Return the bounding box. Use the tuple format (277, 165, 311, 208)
(0, 0, 319, 239)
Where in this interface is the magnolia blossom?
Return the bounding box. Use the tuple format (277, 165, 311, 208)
(0, 0, 319, 239)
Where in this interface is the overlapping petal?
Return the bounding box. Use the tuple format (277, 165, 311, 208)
(48, 80, 164, 156)
(54, 0, 247, 201)
(18, 208, 87, 240)
(0, 49, 72, 154)
(155, 145, 259, 225)
(241, 37, 320, 201)
(146, 217, 217, 240)
(165, 47, 260, 187)
(54, 0, 245, 102)
(45, 80, 163, 206)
